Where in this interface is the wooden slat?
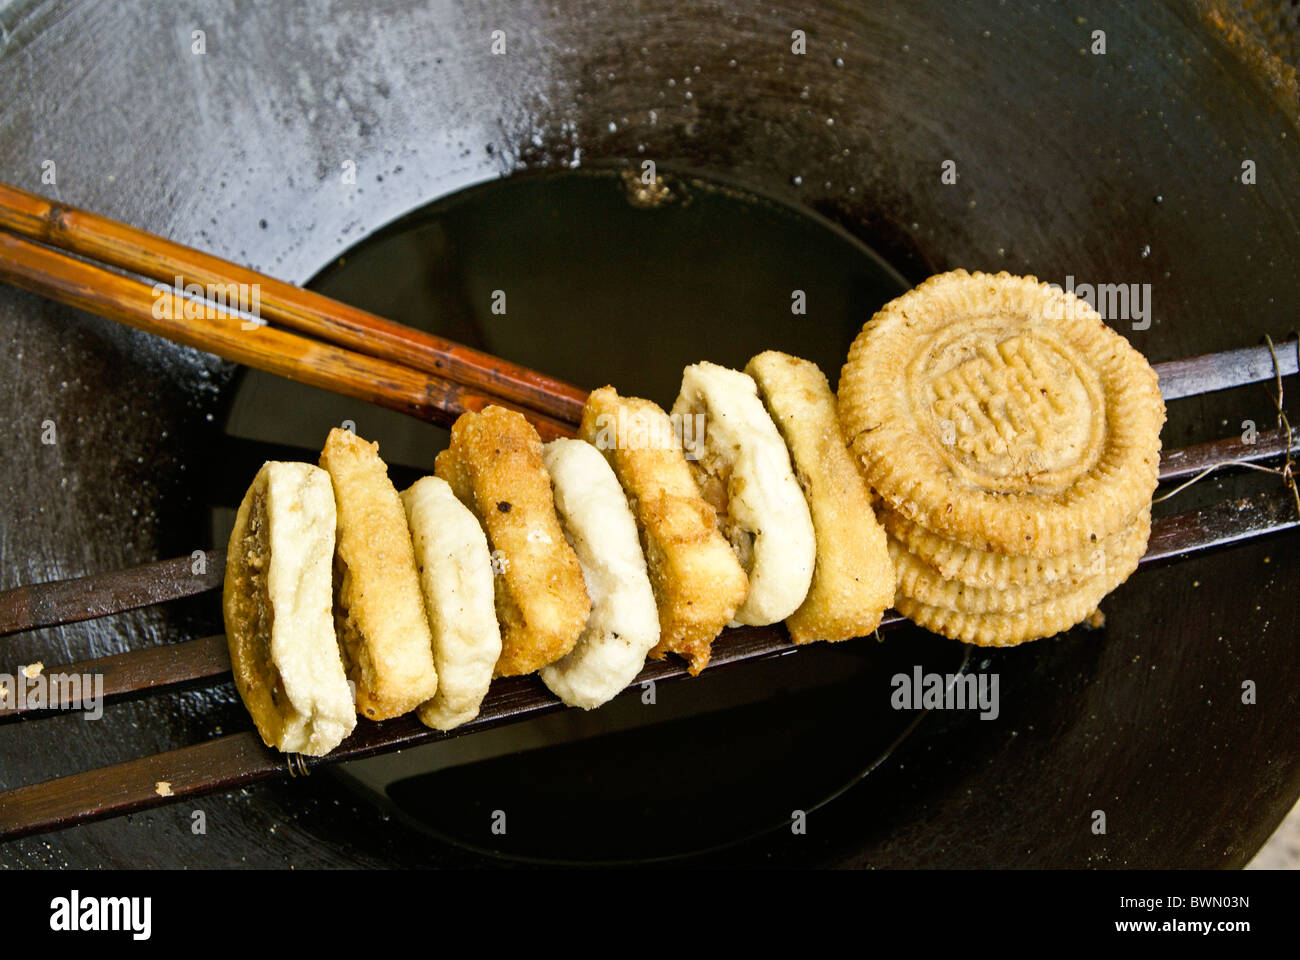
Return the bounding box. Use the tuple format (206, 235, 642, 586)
(0, 732, 284, 840)
(0, 634, 230, 722)
(0, 550, 226, 636)
(0, 621, 827, 839)
(1144, 489, 1300, 560)
(1155, 340, 1298, 401)
(1, 486, 1295, 839)
(1158, 427, 1296, 482)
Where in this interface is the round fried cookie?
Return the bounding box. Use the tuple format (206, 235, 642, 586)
(838, 270, 1165, 557)
(881, 504, 1150, 590)
(893, 512, 1149, 646)
(889, 508, 1151, 615)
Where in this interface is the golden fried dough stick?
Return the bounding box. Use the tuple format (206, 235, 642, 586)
(435, 406, 590, 677)
(223, 462, 356, 755)
(745, 350, 895, 642)
(580, 386, 747, 675)
(319, 428, 438, 720)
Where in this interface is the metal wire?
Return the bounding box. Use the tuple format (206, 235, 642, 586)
(1152, 335, 1298, 518)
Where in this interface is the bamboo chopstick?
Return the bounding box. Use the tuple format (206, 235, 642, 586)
(0, 230, 578, 440)
(0, 181, 587, 426)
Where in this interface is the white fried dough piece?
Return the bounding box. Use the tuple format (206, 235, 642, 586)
(672, 361, 816, 626)
(320, 428, 439, 720)
(745, 350, 895, 642)
(539, 439, 660, 709)
(402, 477, 502, 731)
(223, 462, 356, 756)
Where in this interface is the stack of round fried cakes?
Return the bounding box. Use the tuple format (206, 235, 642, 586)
(838, 270, 1166, 646)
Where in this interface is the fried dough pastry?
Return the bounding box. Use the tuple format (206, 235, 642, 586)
(580, 386, 747, 675)
(881, 504, 1147, 590)
(319, 428, 438, 720)
(892, 509, 1148, 646)
(671, 361, 815, 626)
(539, 438, 660, 709)
(745, 350, 894, 642)
(402, 476, 502, 731)
(888, 509, 1151, 615)
(838, 270, 1165, 557)
(223, 462, 355, 756)
(435, 406, 590, 677)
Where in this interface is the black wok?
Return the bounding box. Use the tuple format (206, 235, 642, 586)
(0, 0, 1296, 868)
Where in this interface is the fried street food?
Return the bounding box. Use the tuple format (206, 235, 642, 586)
(319, 428, 439, 720)
(435, 405, 590, 677)
(671, 361, 815, 626)
(402, 476, 502, 731)
(580, 386, 747, 675)
(892, 510, 1147, 646)
(839, 270, 1165, 558)
(216, 266, 1168, 743)
(223, 461, 356, 756)
(888, 509, 1151, 616)
(881, 505, 1146, 590)
(745, 350, 894, 642)
(839, 270, 1164, 646)
(539, 438, 660, 709)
